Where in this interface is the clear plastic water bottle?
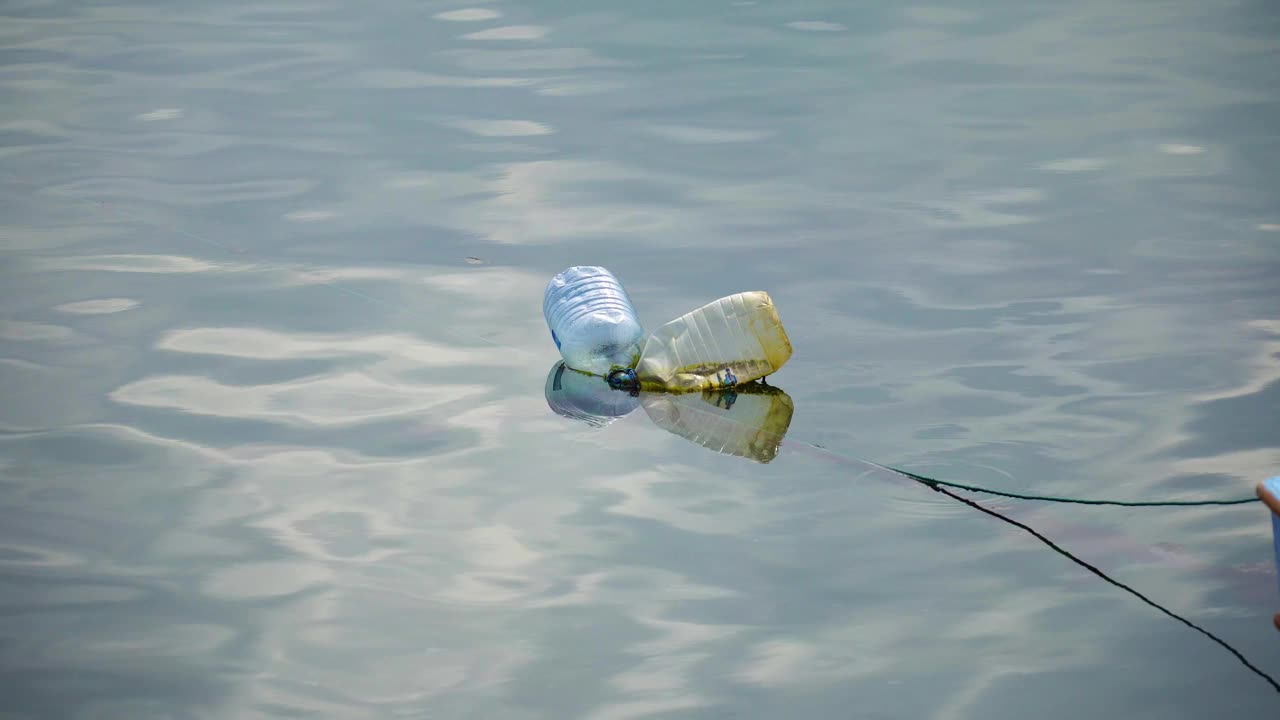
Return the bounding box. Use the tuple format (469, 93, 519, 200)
(543, 266, 645, 376)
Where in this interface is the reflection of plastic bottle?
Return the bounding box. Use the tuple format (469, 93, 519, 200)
(634, 291, 792, 392)
(641, 384, 794, 463)
(544, 361, 641, 428)
(543, 266, 645, 376)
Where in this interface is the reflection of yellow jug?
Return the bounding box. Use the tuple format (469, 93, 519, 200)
(641, 384, 795, 464)
(542, 362, 795, 464)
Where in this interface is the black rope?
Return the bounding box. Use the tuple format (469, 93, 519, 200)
(883, 465, 1259, 507)
(925, 481, 1280, 694)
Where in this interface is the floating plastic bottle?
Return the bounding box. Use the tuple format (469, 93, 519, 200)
(544, 360, 640, 428)
(629, 291, 792, 392)
(543, 266, 645, 376)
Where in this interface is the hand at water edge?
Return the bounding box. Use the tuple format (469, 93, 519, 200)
(1257, 479, 1280, 631)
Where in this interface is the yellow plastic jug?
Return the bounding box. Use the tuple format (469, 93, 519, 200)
(631, 291, 792, 392)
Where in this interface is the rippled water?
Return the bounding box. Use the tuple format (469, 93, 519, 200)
(3, 1, 1279, 717)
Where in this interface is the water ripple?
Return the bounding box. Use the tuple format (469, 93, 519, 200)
(2, 0, 1278, 716)
(53, 297, 139, 314)
(110, 373, 489, 427)
(202, 561, 332, 600)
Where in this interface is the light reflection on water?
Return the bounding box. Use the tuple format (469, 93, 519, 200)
(2, 0, 1279, 717)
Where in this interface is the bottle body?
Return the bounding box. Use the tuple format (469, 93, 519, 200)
(635, 290, 792, 392)
(543, 266, 645, 376)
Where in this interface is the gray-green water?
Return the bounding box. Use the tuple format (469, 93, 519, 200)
(3, 1, 1280, 717)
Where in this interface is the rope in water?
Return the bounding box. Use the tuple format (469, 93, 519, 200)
(801, 440, 1261, 506)
(876, 463, 1259, 507)
(929, 481, 1280, 694)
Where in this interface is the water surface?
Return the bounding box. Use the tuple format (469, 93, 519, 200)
(2, 0, 1279, 717)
